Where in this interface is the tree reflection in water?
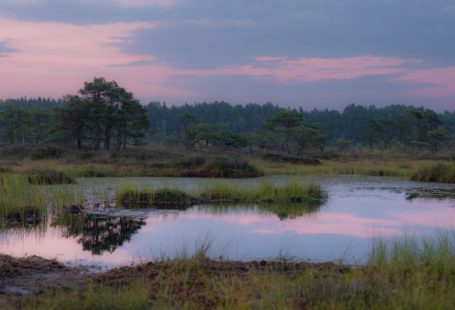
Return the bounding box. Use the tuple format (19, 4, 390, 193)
(53, 214, 146, 255)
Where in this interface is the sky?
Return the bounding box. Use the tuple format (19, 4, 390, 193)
(0, 0, 454, 110)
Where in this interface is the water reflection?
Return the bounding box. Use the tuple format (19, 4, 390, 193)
(0, 176, 454, 266)
(201, 202, 322, 220)
(405, 188, 455, 201)
(52, 215, 146, 255)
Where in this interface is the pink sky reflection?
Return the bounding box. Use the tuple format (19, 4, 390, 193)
(142, 205, 455, 239)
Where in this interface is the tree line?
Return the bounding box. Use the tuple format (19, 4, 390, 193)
(0, 77, 454, 154)
(0, 78, 148, 150)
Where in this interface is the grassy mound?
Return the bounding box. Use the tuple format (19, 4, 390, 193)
(200, 181, 324, 204)
(116, 187, 198, 209)
(116, 181, 325, 213)
(410, 162, 455, 183)
(200, 157, 262, 178)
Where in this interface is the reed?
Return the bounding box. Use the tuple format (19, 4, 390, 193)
(410, 162, 455, 183)
(200, 180, 325, 204)
(0, 175, 46, 222)
(116, 184, 197, 209)
(249, 157, 439, 178)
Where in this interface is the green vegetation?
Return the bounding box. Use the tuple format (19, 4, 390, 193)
(0, 80, 454, 183)
(27, 168, 75, 185)
(0, 173, 85, 224)
(200, 181, 324, 204)
(2, 88, 455, 156)
(0, 175, 46, 223)
(410, 162, 455, 183)
(116, 181, 325, 212)
(2, 235, 455, 309)
(116, 186, 197, 209)
(0, 149, 262, 178)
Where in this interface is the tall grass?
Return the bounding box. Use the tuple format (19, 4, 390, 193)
(410, 162, 455, 183)
(45, 185, 85, 212)
(116, 184, 196, 209)
(249, 157, 439, 178)
(16, 234, 455, 309)
(200, 180, 325, 204)
(0, 175, 46, 221)
(0, 174, 86, 222)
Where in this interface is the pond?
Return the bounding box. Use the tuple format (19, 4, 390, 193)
(0, 176, 454, 267)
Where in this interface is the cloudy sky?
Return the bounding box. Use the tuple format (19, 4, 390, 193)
(0, 0, 454, 110)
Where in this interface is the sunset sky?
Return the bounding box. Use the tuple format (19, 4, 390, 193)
(0, 0, 454, 110)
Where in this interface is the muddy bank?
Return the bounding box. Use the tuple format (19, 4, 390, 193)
(0, 254, 348, 301)
(0, 255, 91, 304)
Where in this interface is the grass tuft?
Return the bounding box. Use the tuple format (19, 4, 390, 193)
(200, 180, 325, 204)
(116, 186, 197, 209)
(0, 175, 47, 223)
(410, 162, 455, 183)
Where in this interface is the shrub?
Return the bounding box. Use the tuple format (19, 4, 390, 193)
(202, 157, 262, 178)
(0, 145, 31, 159)
(30, 145, 66, 160)
(262, 153, 321, 165)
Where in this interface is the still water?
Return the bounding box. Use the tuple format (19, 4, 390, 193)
(0, 176, 454, 267)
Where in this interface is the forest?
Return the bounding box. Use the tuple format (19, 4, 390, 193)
(0, 78, 454, 155)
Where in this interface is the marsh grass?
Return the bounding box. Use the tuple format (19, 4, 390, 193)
(249, 157, 429, 178)
(116, 184, 197, 209)
(14, 234, 455, 310)
(0, 175, 46, 222)
(45, 185, 85, 212)
(200, 180, 325, 204)
(0, 174, 86, 223)
(114, 181, 325, 215)
(410, 162, 455, 183)
(27, 168, 75, 185)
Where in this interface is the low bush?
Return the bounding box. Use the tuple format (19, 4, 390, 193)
(30, 145, 66, 160)
(201, 157, 262, 178)
(0, 145, 31, 159)
(262, 153, 321, 165)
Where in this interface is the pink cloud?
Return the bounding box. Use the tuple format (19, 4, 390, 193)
(191, 55, 420, 83)
(113, 0, 175, 7)
(149, 210, 404, 238)
(0, 18, 192, 99)
(0, 15, 453, 102)
(393, 66, 455, 97)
